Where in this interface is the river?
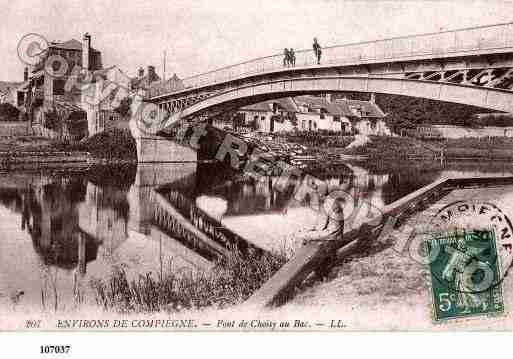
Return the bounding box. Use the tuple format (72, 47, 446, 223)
(1, 160, 513, 311)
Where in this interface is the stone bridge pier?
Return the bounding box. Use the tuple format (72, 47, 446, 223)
(129, 117, 197, 163)
(127, 162, 197, 234)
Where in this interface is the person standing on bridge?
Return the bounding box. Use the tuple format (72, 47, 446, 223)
(313, 37, 322, 65)
(289, 48, 296, 67)
(283, 48, 290, 67)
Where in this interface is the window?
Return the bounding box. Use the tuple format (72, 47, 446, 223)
(53, 79, 66, 95)
(17, 92, 25, 107)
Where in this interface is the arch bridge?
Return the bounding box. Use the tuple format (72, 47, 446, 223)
(131, 22, 513, 162)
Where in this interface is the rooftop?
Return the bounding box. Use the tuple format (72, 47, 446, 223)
(241, 95, 385, 118)
(144, 73, 184, 93)
(49, 39, 83, 51)
(0, 81, 22, 94)
(49, 38, 99, 53)
(242, 98, 298, 113)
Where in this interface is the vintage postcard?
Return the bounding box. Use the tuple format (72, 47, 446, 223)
(2, 0, 513, 347)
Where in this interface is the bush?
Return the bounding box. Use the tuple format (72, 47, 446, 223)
(114, 97, 131, 118)
(81, 128, 137, 160)
(91, 249, 286, 313)
(278, 131, 354, 147)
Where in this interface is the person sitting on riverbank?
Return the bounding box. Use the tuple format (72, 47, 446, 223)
(293, 187, 344, 279)
(297, 187, 345, 244)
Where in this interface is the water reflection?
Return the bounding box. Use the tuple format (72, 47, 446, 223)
(1, 160, 513, 311)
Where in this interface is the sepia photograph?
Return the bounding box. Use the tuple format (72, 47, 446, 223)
(1, 2, 513, 351)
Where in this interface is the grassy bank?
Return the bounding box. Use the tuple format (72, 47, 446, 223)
(440, 137, 513, 159)
(340, 135, 513, 160)
(91, 249, 286, 313)
(0, 129, 137, 162)
(341, 136, 439, 159)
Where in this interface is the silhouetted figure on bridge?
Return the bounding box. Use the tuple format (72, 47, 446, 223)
(283, 48, 290, 67)
(289, 48, 296, 67)
(313, 38, 322, 65)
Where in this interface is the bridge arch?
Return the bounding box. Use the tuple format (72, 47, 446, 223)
(176, 76, 513, 121)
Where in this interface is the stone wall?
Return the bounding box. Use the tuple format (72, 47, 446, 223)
(417, 125, 513, 138)
(0, 121, 29, 137)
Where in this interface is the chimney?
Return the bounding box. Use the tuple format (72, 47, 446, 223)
(23, 67, 28, 81)
(370, 92, 376, 104)
(138, 67, 144, 78)
(148, 66, 156, 81)
(82, 32, 91, 71)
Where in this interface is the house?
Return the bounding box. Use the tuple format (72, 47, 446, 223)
(227, 94, 389, 135)
(340, 98, 390, 135)
(236, 98, 298, 133)
(0, 81, 22, 106)
(294, 95, 352, 132)
(130, 66, 163, 97)
(23, 33, 135, 140)
(81, 65, 132, 134)
(145, 73, 185, 99)
(24, 33, 103, 140)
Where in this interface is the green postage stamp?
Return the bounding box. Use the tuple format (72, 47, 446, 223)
(426, 228, 505, 322)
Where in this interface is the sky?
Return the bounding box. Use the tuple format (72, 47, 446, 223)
(1, 0, 513, 82)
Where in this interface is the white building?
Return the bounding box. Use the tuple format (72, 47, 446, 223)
(225, 95, 390, 135)
(294, 95, 352, 132)
(237, 98, 298, 133)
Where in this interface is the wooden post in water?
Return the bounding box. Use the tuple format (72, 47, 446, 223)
(77, 232, 86, 276)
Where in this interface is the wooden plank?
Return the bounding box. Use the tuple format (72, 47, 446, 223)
(244, 175, 513, 309)
(244, 241, 335, 307)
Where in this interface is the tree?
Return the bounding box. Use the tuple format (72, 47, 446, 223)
(0, 103, 20, 121)
(114, 97, 132, 118)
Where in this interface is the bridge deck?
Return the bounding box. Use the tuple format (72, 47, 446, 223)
(150, 21, 513, 99)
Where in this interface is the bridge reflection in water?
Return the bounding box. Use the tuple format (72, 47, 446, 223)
(1, 161, 512, 311)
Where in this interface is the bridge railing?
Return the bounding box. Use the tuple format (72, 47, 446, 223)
(149, 22, 513, 99)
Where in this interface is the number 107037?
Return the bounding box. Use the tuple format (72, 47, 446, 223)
(40, 345, 71, 354)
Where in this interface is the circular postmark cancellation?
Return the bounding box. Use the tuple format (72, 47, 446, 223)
(17, 33, 49, 66)
(431, 200, 513, 277)
(417, 199, 513, 322)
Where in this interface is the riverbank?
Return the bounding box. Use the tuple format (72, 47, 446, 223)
(252, 132, 513, 165)
(340, 135, 513, 161)
(0, 129, 137, 164)
(92, 249, 286, 313)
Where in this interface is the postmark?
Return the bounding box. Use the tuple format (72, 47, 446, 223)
(431, 200, 513, 276)
(416, 199, 513, 322)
